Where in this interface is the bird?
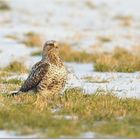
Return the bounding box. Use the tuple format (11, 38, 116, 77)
(11, 40, 68, 96)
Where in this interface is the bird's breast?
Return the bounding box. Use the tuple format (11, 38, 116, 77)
(48, 64, 67, 77)
(37, 64, 67, 92)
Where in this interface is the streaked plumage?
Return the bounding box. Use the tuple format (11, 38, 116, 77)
(12, 40, 67, 96)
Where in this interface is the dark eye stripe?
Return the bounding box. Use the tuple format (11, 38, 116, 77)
(49, 43, 54, 46)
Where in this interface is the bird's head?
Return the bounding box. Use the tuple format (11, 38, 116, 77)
(42, 40, 59, 59)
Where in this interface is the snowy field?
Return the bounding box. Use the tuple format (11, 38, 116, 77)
(0, 0, 140, 138)
(0, 0, 140, 98)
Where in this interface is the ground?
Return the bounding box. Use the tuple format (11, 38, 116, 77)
(0, 0, 140, 138)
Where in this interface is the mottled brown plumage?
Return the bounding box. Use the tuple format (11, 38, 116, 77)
(12, 40, 67, 96)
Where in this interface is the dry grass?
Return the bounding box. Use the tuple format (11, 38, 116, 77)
(0, 70, 22, 94)
(114, 15, 133, 21)
(94, 48, 140, 72)
(31, 42, 98, 63)
(3, 61, 28, 73)
(1, 78, 23, 85)
(5, 35, 19, 40)
(82, 76, 109, 83)
(31, 50, 42, 56)
(97, 36, 112, 43)
(31, 44, 140, 72)
(85, 1, 96, 9)
(0, 71, 12, 85)
(114, 15, 133, 27)
(22, 32, 43, 47)
(0, 66, 139, 138)
(59, 42, 98, 63)
(0, 1, 10, 11)
(0, 88, 139, 138)
(133, 45, 140, 55)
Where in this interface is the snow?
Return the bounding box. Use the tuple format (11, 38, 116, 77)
(0, 38, 37, 68)
(0, 0, 140, 99)
(0, 0, 140, 52)
(0, 130, 38, 138)
(66, 63, 140, 99)
(80, 131, 96, 138)
(0, 0, 140, 137)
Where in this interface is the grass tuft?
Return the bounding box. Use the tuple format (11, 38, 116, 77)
(5, 35, 18, 40)
(94, 48, 140, 72)
(85, 1, 96, 9)
(2, 78, 23, 85)
(22, 32, 43, 47)
(98, 36, 112, 43)
(31, 50, 41, 56)
(4, 61, 28, 73)
(114, 15, 133, 27)
(0, 1, 10, 11)
(59, 42, 97, 63)
(82, 76, 109, 83)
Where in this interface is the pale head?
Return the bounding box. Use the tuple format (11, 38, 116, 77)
(42, 40, 59, 59)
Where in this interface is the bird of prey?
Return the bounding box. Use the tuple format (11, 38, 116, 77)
(12, 40, 68, 96)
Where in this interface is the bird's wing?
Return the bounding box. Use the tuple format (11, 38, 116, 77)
(19, 61, 49, 92)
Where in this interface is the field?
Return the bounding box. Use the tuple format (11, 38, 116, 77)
(0, 0, 140, 138)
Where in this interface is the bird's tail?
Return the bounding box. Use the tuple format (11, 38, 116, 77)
(8, 90, 21, 97)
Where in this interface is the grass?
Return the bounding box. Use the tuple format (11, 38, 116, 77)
(0, 1, 10, 11)
(5, 32, 42, 47)
(31, 50, 42, 56)
(5, 35, 19, 40)
(0, 71, 12, 77)
(114, 15, 132, 27)
(60, 42, 98, 63)
(31, 42, 98, 63)
(85, 1, 96, 9)
(0, 88, 139, 138)
(22, 32, 43, 47)
(3, 61, 28, 73)
(0, 71, 12, 85)
(94, 47, 140, 72)
(31, 44, 140, 72)
(1, 78, 23, 85)
(98, 36, 112, 43)
(0, 70, 24, 93)
(82, 76, 109, 83)
(0, 67, 139, 138)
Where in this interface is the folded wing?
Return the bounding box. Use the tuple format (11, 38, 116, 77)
(20, 61, 49, 92)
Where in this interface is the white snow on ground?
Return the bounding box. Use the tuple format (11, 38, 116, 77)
(66, 63, 140, 99)
(0, 0, 140, 52)
(0, 38, 37, 67)
(80, 131, 96, 138)
(0, 130, 38, 138)
(7, 62, 140, 99)
(0, 0, 140, 137)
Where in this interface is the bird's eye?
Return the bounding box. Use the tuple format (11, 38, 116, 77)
(49, 43, 54, 46)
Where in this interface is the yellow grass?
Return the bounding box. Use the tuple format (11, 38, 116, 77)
(31, 42, 140, 72)
(0, 1, 10, 11)
(22, 32, 43, 47)
(4, 61, 28, 73)
(94, 47, 140, 72)
(59, 42, 98, 63)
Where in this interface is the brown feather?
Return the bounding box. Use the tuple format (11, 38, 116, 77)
(20, 61, 49, 92)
